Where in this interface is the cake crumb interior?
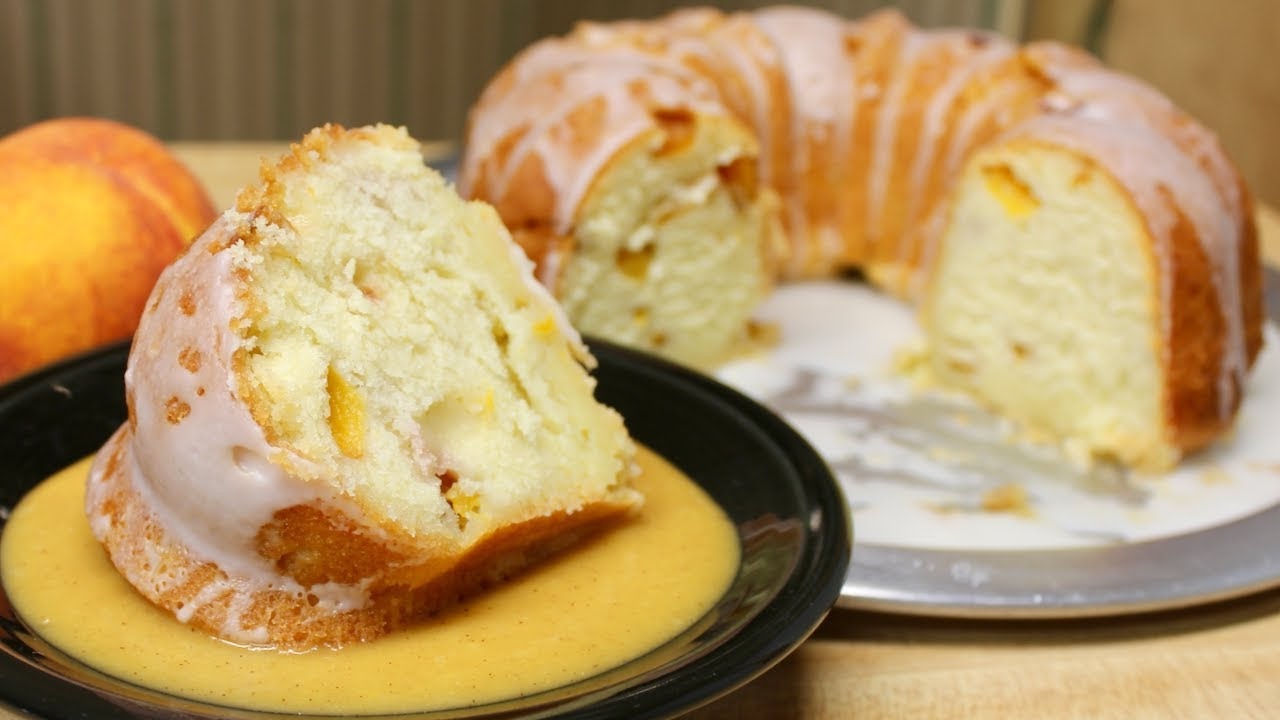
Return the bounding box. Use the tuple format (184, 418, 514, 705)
(230, 136, 634, 541)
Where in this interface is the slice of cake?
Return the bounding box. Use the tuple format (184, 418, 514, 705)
(85, 124, 642, 649)
(921, 116, 1261, 472)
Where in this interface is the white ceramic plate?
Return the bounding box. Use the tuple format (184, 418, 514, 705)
(716, 271, 1280, 618)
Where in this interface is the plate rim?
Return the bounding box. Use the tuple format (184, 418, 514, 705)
(0, 338, 851, 720)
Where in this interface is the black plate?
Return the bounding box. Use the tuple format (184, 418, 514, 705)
(0, 339, 850, 719)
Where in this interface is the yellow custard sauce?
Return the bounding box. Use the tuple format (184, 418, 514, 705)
(0, 446, 739, 715)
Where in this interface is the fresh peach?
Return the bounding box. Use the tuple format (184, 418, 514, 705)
(0, 117, 218, 383)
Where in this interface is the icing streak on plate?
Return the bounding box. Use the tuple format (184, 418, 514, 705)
(717, 281, 1280, 551)
(0, 446, 739, 715)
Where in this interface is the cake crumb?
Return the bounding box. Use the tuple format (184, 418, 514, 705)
(1198, 466, 1232, 485)
(980, 483, 1033, 516)
(732, 319, 781, 359)
(926, 444, 971, 464)
(923, 483, 1035, 518)
(745, 319, 780, 348)
(1007, 423, 1058, 449)
(890, 342, 925, 372)
(890, 341, 932, 386)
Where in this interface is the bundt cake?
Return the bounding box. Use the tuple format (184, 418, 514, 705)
(460, 5, 1263, 471)
(85, 124, 642, 650)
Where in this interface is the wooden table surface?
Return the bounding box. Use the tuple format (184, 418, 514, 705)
(160, 142, 1280, 719)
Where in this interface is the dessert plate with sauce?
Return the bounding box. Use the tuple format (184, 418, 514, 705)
(716, 268, 1280, 619)
(0, 339, 850, 719)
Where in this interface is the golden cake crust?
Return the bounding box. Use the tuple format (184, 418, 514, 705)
(89, 428, 633, 648)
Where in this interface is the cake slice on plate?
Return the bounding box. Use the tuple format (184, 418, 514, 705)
(86, 124, 642, 649)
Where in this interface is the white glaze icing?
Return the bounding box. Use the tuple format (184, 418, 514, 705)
(85, 213, 377, 637)
(904, 35, 1015, 221)
(754, 5, 858, 271)
(866, 30, 925, 244)
(462, 38, 729, 237)
(706, 15, 783, 183)
(942, 71, 1026, 176)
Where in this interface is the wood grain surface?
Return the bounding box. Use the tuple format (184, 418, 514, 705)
(4, 142, 1278, 719)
